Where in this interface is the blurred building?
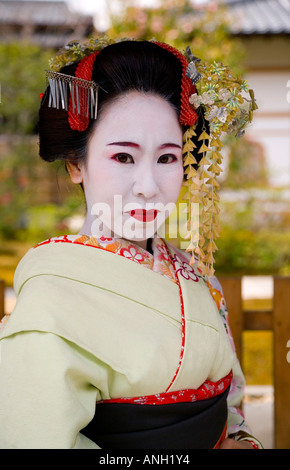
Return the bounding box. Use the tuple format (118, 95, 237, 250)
(225, 0, 290, 188)
(0, 0, 94, 48)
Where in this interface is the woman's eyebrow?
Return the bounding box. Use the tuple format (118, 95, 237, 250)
(158, 143, 182, 150)
(107, 141, 182, 150)
(107, 141, 140, 148)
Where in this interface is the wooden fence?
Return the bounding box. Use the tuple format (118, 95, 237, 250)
(219, 276, 290, 449)
(0, 277, 289, 448)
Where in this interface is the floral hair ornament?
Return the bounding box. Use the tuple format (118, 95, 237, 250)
(181, 46, 258, 277)
(41, 37, 257, 276)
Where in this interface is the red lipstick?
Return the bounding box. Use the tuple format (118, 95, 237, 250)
(129, 209, 159, 222)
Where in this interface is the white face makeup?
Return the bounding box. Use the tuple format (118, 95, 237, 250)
(69, 91, 184, 249)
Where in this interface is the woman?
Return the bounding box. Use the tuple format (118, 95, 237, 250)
(0, 38, 261, 449)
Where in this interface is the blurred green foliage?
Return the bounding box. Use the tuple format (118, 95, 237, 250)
(214, 189, 290, 275)
(0, 42, 52, 134)
(108, 0, 245, 73)
(0, 41, 85, 247)
(0, 138, 37, 239)
(0, 136, 84, 243)
(216, 226, 290, 276)
(223, 136, 269, 189)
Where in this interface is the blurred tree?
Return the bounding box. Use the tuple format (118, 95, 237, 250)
(222, 136, 269, 189)
(107, 0, 245, 73)
(0, 136, 83, 241)
(0, 42, 82, 241)
(0, 138, 39, 238)
(0, 42, 52, 134)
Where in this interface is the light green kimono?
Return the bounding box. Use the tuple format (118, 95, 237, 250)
(0, 236, 252, 448)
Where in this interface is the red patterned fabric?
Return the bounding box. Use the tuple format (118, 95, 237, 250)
(98, 371, 233, 406)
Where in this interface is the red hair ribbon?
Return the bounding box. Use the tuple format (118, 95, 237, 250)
(67, 43, 198, 132)
(68, 50, 100, 131)
(153, 41, 198, 127)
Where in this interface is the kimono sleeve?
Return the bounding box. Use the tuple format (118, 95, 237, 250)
(0, 330, 105, 449)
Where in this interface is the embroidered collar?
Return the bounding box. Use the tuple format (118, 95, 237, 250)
(35, 235, 180, 284)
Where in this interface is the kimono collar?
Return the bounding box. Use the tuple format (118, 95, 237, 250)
(35, 234, 178, 284)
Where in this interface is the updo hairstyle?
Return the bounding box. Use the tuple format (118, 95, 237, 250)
(38, 40, 205, 166)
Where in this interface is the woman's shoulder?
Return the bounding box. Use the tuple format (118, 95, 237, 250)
(15, 234, 79, 269)
(20, 234, 103, 265)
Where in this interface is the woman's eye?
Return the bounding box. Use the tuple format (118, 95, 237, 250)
(112, 153, 134, 164)
(158, 154, 177, 164)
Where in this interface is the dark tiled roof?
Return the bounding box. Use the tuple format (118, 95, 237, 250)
(0, 0, 91, 25)
(226, 0, 290, 35)
(0, 0, 94, 48)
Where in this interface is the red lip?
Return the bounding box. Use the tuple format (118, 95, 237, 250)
(128, 209, 159, 222)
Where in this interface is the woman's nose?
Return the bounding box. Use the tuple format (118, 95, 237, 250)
(132, 164, 159, 199)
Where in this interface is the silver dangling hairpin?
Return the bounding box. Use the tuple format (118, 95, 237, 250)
(45, 70, 99, 119)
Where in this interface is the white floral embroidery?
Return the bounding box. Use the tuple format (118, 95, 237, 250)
(172, 254, 199, 282)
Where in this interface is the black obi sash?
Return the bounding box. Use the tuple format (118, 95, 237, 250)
(81, 386, 230, 449)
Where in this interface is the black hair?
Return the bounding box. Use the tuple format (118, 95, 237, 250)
(38, 40, 206, 167)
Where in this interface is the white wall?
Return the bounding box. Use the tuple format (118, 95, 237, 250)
(245, 71, 290, 187)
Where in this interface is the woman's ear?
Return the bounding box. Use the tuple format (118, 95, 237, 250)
(66, 161, 83, 184)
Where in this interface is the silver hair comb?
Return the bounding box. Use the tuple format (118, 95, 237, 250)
(45, 70, 99, 119)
